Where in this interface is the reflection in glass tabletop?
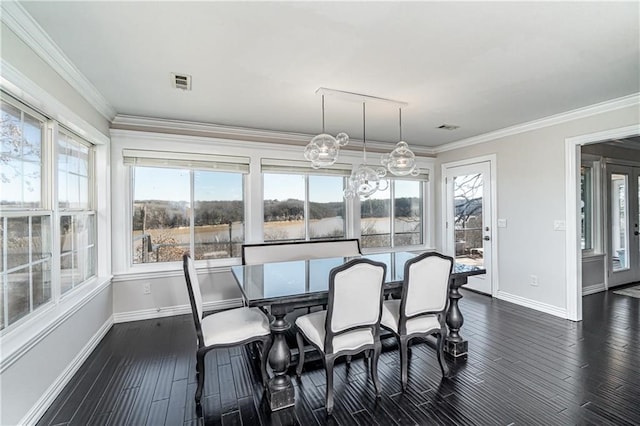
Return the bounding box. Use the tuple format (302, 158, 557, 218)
(231, 252, 483, 306)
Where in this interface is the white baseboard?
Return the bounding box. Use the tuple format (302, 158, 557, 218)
(582, 283, 606, 296)
(113, 298, 244, 323)
(19, 316, 114, 426)
(496, 291, 568, 319)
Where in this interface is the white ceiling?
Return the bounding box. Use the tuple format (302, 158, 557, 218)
(18, 1, 640, 148)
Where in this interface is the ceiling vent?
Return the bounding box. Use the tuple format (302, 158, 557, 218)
(437, 124, 460, 131)
(171, 73, 192, 91)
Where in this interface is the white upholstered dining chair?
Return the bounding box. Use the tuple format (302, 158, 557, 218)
(294, 258, 387, 415)
(182, 253, 272, 413)
(380, 251, 453, 390)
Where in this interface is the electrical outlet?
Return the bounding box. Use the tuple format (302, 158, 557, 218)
(530, 275, 538, 286)
(143, 283, 151, 295)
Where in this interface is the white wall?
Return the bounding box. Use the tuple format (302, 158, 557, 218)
(0, 285, 113, 426)
(435, 104, 639, 315)
(1, 20, 113, 426)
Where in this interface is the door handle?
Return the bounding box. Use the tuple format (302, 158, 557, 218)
(483, 236, 491, 241)
(634, 231, 639, 236)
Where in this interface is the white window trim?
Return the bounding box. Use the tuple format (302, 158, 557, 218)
(110, 129, 437, 276)
(0, 68, 111, 351)
(581, 154, 603, 256)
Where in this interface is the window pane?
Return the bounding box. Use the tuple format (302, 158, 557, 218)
(581, 166, 593, 250)
(611, 173, 628, 270)
(194, 171, 244, 259)
(7, 217, 29, 269)
(32, 215, 51, 262)
(394, 180, 423, 246)
(7, 266, 29, 325)
(361, 191, 391, 248)
(60, 215, 75, 293)
(2, 214, 52, 330)
(1, 100, 43, 208)
(132, 167, 190, 263)
(32, 260, 51, 310)
(309, 175, 345, 240)
(454, 173, 483, 262)
(263, 173, 305, 241)
(58, 133, 90, 209)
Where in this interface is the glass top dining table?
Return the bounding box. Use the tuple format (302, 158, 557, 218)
(230, 251, 484, 412)
(231, 251, 483, 306)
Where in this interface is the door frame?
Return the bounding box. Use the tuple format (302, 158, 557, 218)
(605, 162, 640, 287)
(441, 154, 498, 297)
(565, 124, 640, 322)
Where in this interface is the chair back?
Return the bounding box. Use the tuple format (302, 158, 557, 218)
(401, 252, 453, 320)
(325, 258, 386, 352)
(183, 253, 205, 345)
(242, 239, 361, 265)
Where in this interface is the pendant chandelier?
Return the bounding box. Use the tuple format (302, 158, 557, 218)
(343, 102, 388, 199)
(381, 108, 420, 177)
(304, 94, 349, 169)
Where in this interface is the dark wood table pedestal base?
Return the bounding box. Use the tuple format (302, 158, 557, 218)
(444, 276, 468, 359)
(266, 306, 295, 411)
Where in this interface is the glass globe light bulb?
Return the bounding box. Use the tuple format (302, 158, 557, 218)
(308, 133, 339, 167)
(336, 132, 349, 147)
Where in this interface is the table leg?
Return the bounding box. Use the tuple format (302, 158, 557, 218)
(266, 306, 295, 410)
(444, 276, 468, 359)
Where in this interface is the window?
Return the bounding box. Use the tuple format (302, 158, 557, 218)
(361, 179, 424, 249)
(1, 93, 98, 331)
(1, 97, 50, 330)
(581, 165, 593, 250)
(58, 131, 95, 294)
(263, 173, 346, 242)
(127, 150, 249, 264)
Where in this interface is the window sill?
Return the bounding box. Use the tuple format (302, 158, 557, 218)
(582, 252, 605, 260)
(114, 257, 242, 278)
(0, 275, 112, 373)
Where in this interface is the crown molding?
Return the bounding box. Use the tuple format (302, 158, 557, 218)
(1, 59, 110, 146)
(435, 93, 640, 154)
(111, 114, 437, 157)
(1, 1, 116, 121)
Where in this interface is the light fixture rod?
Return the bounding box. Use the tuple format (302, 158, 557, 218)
(321, 94, 325, 133)
(362, 102, 367, 163)
(399, 108, 402, 141)
(316, 87, 408, 107)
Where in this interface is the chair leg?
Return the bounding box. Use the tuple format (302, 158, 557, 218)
(325, 355, 336, 416)
(371, 342, 382, 398)
(346, 355, 352, 368)
(195, 350, 206, 406)
(436, 328, 450, 378)
(260, 337, 273, 388)
(399, 336, 409, 391)
(295, 332, 306, 378)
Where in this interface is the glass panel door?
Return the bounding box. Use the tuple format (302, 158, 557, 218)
(607, 164, 640, 287)
(445, 160, 493, 295)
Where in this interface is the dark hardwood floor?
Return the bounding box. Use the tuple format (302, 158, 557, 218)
(37, 287, 639, 426)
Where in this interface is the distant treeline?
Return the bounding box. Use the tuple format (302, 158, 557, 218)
(133, 197, 421, 230)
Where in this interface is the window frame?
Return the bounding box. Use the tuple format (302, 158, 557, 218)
(359, 178, 427, 252)
(1, 93, 100, 333)
(262, 172, 349, 243)
(581, 155, 602, 256)
(57, 128, 97, 295)
(127, 160, 249, 267)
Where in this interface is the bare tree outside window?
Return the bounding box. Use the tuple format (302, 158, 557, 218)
(453, 173, 483, 265)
